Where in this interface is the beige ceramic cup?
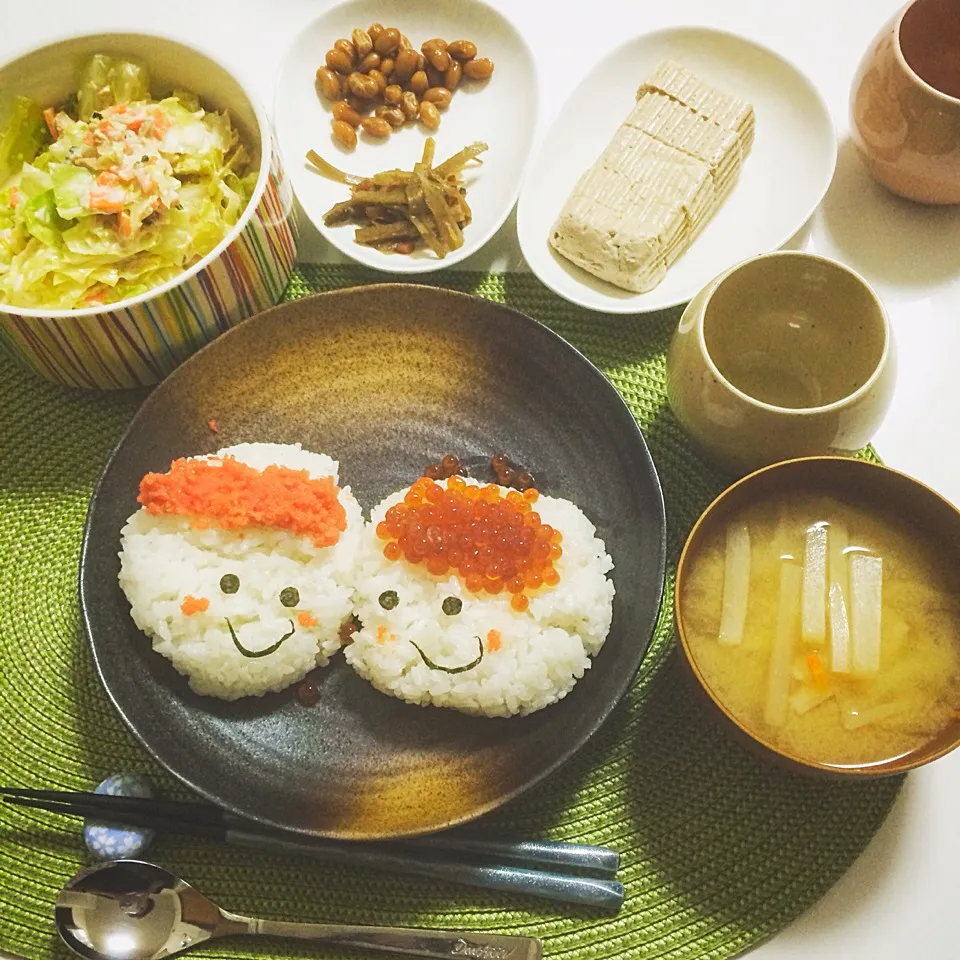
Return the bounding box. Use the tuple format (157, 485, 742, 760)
(851, 0, 960, 203)
(665, 252, 896, 476)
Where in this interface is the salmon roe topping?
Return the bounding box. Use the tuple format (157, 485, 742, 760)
(377, 477, 562, 598)
(138, 455, 347, 548)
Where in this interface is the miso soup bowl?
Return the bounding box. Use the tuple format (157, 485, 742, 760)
(675, 455, 960, 779)
(0, 32, 298, 390)
(666, 251, 896, 477)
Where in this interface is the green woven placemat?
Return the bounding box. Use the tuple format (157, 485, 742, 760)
(0, 265, 902, 960)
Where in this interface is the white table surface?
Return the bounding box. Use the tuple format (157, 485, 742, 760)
(4, 1, 959, 957)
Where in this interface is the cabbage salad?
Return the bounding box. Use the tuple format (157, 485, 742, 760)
(0, 55, 258, 310)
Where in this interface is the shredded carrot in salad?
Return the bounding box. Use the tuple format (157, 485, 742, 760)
(42, 106, 58, 139)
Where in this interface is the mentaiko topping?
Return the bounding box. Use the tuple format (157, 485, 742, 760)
(375, 476, 563, 612)
(138, 455, 346, 547)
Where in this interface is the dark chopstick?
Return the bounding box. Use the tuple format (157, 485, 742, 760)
(402, 835, 619, 876)
(1, 791, 624, 911)
(0, 789, 618, 877)
(0, 790, 224, 826)
(3, 795, 228, 840)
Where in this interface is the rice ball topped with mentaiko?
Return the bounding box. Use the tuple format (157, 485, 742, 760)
(118, 442, 362, 700)
(346, 475, 615, 717)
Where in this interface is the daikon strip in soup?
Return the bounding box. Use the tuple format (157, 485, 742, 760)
(681, 493, 960, 767)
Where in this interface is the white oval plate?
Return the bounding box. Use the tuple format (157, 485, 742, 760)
(516, 27, 838, 314)
(275, 0, 537, 273)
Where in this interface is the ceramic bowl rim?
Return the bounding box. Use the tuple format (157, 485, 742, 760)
(674, 454, 960, 776)
(693, 250, 892, 417)
(0, 29, 274, 320)
(894, 0, 960, 108)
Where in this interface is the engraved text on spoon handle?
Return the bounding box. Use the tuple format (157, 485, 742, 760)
(246, 919, 542, 960)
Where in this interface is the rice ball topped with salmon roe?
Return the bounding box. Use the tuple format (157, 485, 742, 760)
(118, 443, 362, 700)
(346, 475, 615, 717)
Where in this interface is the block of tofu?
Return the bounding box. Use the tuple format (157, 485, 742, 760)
(600, 128, 715, 224)
(549, 60, 754, 294)
(625, 93, 744, 178)
(638, 59, 755, 146)
(551, 138, 707, 293)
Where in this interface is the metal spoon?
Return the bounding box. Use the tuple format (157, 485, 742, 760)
(55, 860, 541, 960)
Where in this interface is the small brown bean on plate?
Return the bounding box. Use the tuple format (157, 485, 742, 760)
(325, 48, 353, 74)
(423, 87, 452, 108)
(352, 28, 373, 57)
(393, 48, 419, 82)
(419, 100, 441, 129)
(463, 57, 495, 80)
(375, 105, 406, 127)
(409, 70, 429, 96)
(332, 101, 362, 126)
(334, 38, 357, 65)
(331, 119, 357, 149)
(444, 60, 462, 90)
(401, 90, 420, 119)
(316, 66, 341, 100)
(374, 27, 400, 56)
(347, 72, 378, 98)
(447, 40, 478, 61)
(357, 51, 381, 73)
(360, 116, 392, 137)
(421, 39, 451, 72)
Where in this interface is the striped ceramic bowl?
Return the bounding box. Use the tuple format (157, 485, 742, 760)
(0, 32, 298, 390)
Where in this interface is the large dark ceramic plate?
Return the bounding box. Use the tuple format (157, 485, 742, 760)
(80, 284, 666, 839)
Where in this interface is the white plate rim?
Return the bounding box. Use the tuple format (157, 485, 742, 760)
(273, 0, 540, 275)
(515, 24, 839, 314)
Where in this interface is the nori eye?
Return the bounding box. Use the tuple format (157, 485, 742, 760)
(379, 590, 399, 610)
(441, 596, 462, 616)
(280, 586, 300, 607)
(219, 574, 240, 594)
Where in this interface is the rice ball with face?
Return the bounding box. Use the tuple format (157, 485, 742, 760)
(118, 442, 363, 700)
(345, 476, 615, 717)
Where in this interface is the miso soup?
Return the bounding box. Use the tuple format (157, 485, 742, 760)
(681, 492, 960, 767)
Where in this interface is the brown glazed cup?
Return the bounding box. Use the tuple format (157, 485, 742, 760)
(665, 251, 896, 477)
(851, 0, 960, 203)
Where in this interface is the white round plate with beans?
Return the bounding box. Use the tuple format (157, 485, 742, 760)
(275, 0, 538, 273)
